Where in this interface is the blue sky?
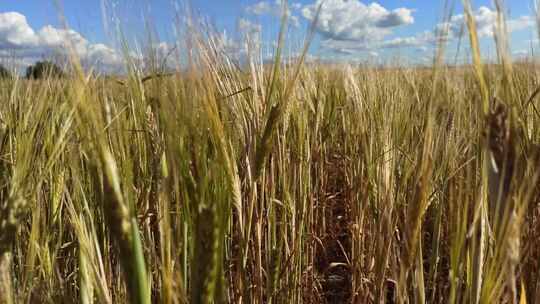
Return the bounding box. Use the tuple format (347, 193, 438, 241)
(0, 0, 538, 70)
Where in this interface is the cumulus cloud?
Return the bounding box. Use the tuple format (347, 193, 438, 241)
(245, 0, 301, 28)
(438, 6, 534, 39)
(0, 12, 38, 48)
(86, 43, 122, 66)
(0, 11, 123, 72)
(319, 5, 534, 57)
(302, 0, 414, 42)
(375, 7, 415, 28)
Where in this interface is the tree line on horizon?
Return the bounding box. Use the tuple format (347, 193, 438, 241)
(0, 61, 65, 79)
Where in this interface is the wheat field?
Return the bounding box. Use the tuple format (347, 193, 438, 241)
(1, 1, 540, 303)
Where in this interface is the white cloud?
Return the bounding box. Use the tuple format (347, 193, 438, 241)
(0, 12, 38, 48)
(246, 0, 294, 16)
(377, 31, 438, 49)
(438, 6, 534, 39)
(291, 3, 302, 10)
(376, 7, 415, 28)
(416, 46, 429, 53)
(238, 18, 263, 51)
(37, 26, 123, 71)
(319, 5, 534, 58)
(379, 36, 423, 48)
(302, 0, 414, 42)
(278, 51, 319, 63)
(513, 49, 529, 58)
(246, 2, 276, 15)
(290, 15, 300, 28)
(141, 42, 179, 69)
(320, 39, 370, 53)
(507, 16, 534, 32)
(87, 43, 122, 66)
(217, 31, 239, 52)
(319, 31, 432, 55)
(0, 11, 123, 72)
(332, 47, 356, 55)
(245, 1, 301, 28)
(38, 26, 90, 55)
(239, 18, 262, 34)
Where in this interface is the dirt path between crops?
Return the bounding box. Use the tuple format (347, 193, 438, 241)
(315, 154, 353, 303)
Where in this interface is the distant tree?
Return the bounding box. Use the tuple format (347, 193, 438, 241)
(26, 61, 65, 79)
(0, 65, 12, 79)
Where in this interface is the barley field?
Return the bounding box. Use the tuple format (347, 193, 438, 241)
(1, 1, 540, 303)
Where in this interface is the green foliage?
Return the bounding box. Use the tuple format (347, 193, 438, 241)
(0, 65, 12, 79)
(25, 61, 65, 79)
(0, 2, 539, 303)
